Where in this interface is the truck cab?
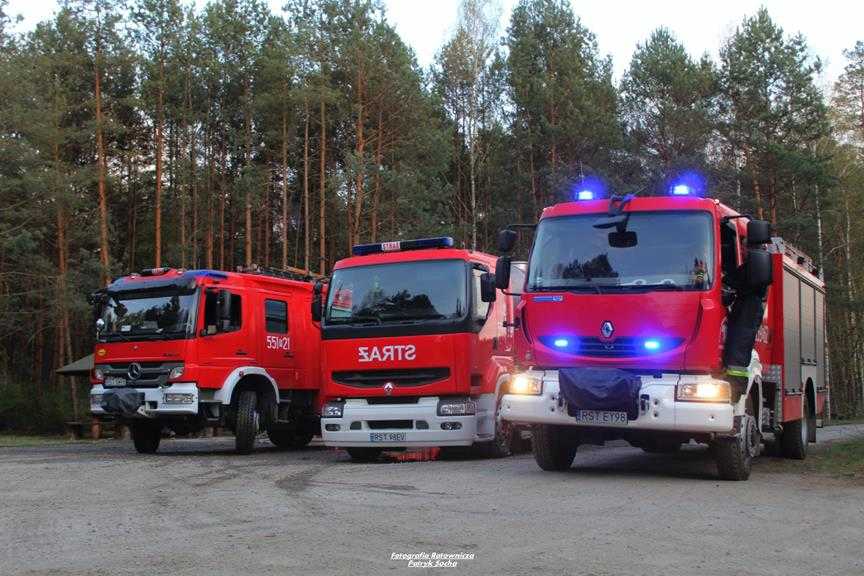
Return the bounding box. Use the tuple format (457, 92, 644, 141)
(496, 181, 826, 480)
(315, 237, 520, 461)
(88, 268, 321, 454)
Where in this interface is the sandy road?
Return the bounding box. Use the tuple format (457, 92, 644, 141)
(1, 429, 862, 576)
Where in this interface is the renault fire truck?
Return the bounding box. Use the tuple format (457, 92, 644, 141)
(88, 267, 322, 454)
(495, 179, 827, 480)
(314, 237, 522, 461)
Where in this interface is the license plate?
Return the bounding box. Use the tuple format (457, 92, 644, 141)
(104, 376, 126, 388)
(573, 410, 628, 427)
(369, 432, 406, 443)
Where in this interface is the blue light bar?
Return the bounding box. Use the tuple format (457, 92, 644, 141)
(643, 339, 661, 351)
(553, 338, 570, 348)
(571, 176, 606, 201)
(671, 184, 691, 196)
(667, 171, 706, 197)
(352, 236, 454, 256)
(576, 190, 594, 201)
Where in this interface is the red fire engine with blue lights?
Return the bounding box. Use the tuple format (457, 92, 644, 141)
(313, 237, 522, 461)
(89, 267, 322, 454)
(496, 175, 827, 480)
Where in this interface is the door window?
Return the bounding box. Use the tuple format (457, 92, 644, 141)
(265, 299, 288, 333)
(472, 268, 491, 325)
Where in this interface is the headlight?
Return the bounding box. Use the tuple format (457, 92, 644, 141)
(93, 367, 105, 382)
(90, 394, 104, 406)
(676, 380, 730, 402)
(509, 374, 543, 395)
(168, 366, 185, 380)
(322, 402, 344, 418)
(164, 393, 195, 404)
(437, 398, 476, 416)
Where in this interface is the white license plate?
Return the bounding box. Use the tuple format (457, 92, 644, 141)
(574, 410, 628, 427)
(369, 432, 406, 443)
(104, 376, 126, 388)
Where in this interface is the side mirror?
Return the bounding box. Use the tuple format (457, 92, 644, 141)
(746, 249, 773, 287)
(480, 272, 497, 303)
(311, 281, 323, 323)
(747, 219, 771, 246)
(495, 256, 512, 290)
(217, 289, 232, 324)
(497, 229, 517, 253)
(608, 231, 637, 248)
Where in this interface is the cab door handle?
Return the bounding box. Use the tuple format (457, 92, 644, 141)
(235, 349, 248, 356)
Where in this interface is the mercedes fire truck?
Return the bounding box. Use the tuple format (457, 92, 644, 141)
(314, 237, 522, 461)
(88, 267, 322, 454)
(495, 181, 827, 480)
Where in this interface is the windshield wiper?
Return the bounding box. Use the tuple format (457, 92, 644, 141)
(381, 313, 447, 323)
(531, 284, 605, 294)
(330, 313, 382, 326)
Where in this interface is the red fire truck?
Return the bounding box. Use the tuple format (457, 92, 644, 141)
(88, 267, 322, 454)
(313, 237, 522, 461)
(495, 179, 827, 480)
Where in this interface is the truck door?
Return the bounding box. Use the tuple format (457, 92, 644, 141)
(258, 293, 295, 389)
(198, 287, 253, 386)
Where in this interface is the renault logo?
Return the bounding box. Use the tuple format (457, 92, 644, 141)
(127, 362, 142, 381)
(601, 321, 615, 339)
(383, 382, 394, 396)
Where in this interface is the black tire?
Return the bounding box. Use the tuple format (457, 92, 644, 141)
(532, 424, 578, 471)
(234, 390, 259, 455)
(478, 404, 515, 459)
(268, 429, 313, 450)
(345, 447, 383, 462)
(714, 396, 757, 481)
(131, 422, 161, 454)
(780, 394, 810, 460)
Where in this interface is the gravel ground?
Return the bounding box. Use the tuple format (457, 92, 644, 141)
(1, 426, 863, 576)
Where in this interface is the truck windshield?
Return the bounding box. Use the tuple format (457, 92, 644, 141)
(100, 289, 198, 341)
(325, 260, 467, 325)
(527, 211, 714, 292)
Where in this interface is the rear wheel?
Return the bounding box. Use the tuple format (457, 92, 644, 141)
(532, 424, 578, 471)
(714, 395, 758, 481)
(780, 393, 810, 460)
(268, 429, 313, 450)
(130, 422, 161, 454)
(345, 447, 383, 462)
(234, 390, 259, 455)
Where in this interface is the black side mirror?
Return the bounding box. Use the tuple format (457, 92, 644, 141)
(746, 249, 773, 287)
(218, 289, 232, 324)
(311, 281, 323, 322)
(608, 231, 637, 248)
(480, 272, 497, 303)
(497, 229, 517, 253)
(747, 219, 771, 246)
(495, 256, 512, 290)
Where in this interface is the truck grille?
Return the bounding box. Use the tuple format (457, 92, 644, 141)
(539, 336, 684, 358)
(332, 368, 450, 388)
(98, 362, 183, 388)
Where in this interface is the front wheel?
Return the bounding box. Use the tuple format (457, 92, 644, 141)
(234, 390, 260, 455)
(479, 404, 515, 459)
(714, 396, 758, 481)
(780, 393, 810, 460)
(131, 422, 161, 454)
(532, 424, 578, 471)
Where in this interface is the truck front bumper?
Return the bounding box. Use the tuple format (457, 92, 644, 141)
(90, 383, 200, 418)
(501, 371, 734, 434)
(321, 397, 478, 448)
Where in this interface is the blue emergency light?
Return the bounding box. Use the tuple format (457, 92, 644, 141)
(572, 175, 606, 201)
(351, 236, 455, 256)
(667, 171, 706, 197)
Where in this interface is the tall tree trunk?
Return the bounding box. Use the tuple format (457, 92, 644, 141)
(95, 46, 110, 286)
(154, 59, 164, 268)
(351, 70, 366, 248)
(319, 99, 326, 275)
(371, 107, 383, 243)
(281, 108, 289, 269)
(303, 99, 310, 271)
(244, 79, 253, 268)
